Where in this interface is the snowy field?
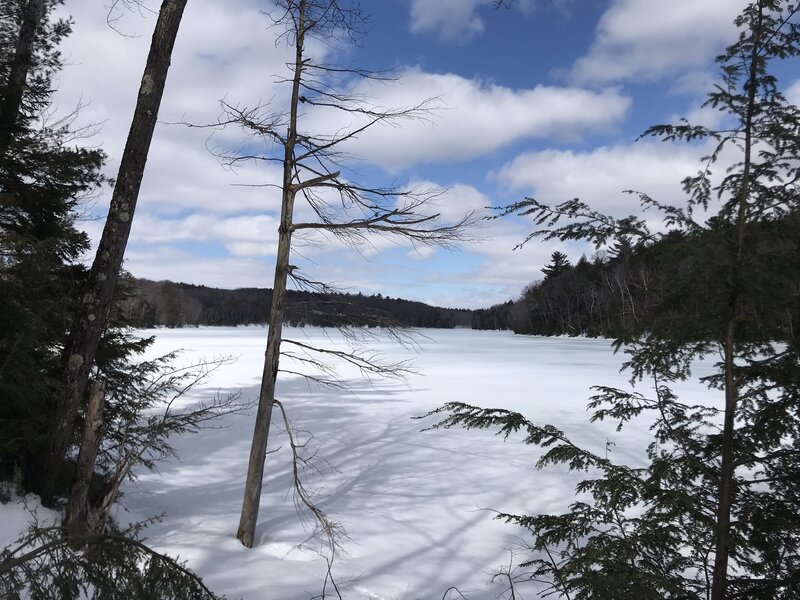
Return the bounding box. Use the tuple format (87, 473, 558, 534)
(2, 327, 720, 599)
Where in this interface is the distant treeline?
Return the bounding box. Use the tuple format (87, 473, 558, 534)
(472, 242, 659, 336)
(122, 213, 800, 337)
(120, 278, 473, 329)
(473, 216, 799, 339)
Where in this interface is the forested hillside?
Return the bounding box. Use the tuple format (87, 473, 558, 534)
(133, 216, 797, 336)
(121, 277, 474, 329)
(473, 215, 800, 339)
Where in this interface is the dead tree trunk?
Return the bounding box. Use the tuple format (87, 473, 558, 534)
(65, 379, 106, 546)
(236, 0, 305, 550)
(0, 0, 46, 159)
(50, 0, 188, 470)
(230, 0, 468, 549)
(235, 200, 294, 548)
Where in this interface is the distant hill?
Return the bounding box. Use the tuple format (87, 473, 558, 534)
(119, 277, 474, 330)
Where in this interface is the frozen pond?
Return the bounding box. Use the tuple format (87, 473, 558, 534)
(114, 327, 719, 599)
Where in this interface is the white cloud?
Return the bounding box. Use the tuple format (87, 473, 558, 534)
(57, 0, 279, 145)
(130, 213, 280, 256)
(428, 183, 492, 222)
(669, 70, 718, 96)
(409, 0, 493, 41)
(442, 141, 729, 305)
(672, 104, 728, 131)
(786, 80, 800, 106)
(495, 142, 707, 216)
(122, 180, 563, 308)
(54, 0, 307, 218)
(124, 246, 275, 287)
(408, 246, 436, 261)
(400, 183, 491, 262)
(54, 3, 629, 215)
(571, 0, 742, 85)
(408, 0, 547, 42)
(134, 132, 285, 214)
(302, 68, 630, 171)
(468, 222, 555, 289)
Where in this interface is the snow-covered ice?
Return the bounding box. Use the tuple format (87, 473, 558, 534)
(2, 327, 720, 599)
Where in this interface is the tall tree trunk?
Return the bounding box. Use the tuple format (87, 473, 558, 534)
(50, 0, 188, 470)
(710, 4, 762, 598)
(236, 0, 306, 549)
(65, 379, 106, 547)
(0, 0, 46, 159)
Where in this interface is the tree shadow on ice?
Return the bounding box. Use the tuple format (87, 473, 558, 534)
(122, 371, 592, 599)
(122, 374, 417, 526)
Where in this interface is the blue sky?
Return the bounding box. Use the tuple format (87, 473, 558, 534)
(54, 0, 800, 308)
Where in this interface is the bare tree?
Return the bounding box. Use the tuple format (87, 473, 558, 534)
(220, 0, 474, 548)
(52, 0, 188, 473)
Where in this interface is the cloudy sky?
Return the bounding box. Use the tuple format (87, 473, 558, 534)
(51, 0, 797, 309)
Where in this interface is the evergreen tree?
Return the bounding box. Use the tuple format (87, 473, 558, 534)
(608, 236, 633, 260)
(0, 0, 106, 488)
(429, 1, 800, 598)
(541, 250, 570, 280)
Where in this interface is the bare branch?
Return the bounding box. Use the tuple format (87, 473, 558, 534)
(273, 399, 345, 553)
(289, 170, 341, 192)
(105, 0, 156, 37)
(283, 338, 416, 382)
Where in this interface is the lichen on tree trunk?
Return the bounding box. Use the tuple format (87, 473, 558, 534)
(50, 0, 188, 476)
(65, 379, 106, 547)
